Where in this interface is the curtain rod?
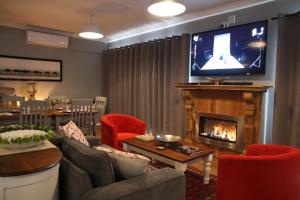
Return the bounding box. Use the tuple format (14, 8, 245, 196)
(271, 10, 300, 20)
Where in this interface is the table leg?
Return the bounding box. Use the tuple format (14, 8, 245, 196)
(174, 162, 187, 172)
(123, 143, 129, 151)
(203, 153, 213, 184)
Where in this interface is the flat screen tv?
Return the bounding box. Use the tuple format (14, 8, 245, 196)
(190, 20, 268, 76)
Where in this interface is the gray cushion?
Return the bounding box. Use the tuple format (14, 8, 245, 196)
(96, 144, 151, 181)
(61, 138, 115, 188)
(50, 135, 101, 148)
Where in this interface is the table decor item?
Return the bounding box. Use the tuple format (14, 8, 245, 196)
(155, 134, 182, 143)
(0, 124, 56, 149)
(172, 145, 203, 156)
(135, 134, 155, 142)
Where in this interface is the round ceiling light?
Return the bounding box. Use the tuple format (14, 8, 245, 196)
(79, 14, 104, 40)
(79, 24, 104, 39)
(148, 0, 186, 17)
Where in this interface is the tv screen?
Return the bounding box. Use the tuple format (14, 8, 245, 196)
(190, 20, 268, 76)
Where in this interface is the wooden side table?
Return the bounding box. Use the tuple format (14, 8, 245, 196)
(0, 148, 62, 200)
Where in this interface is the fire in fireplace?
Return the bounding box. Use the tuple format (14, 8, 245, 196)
(200, 118, 237, 143)
(194, 112, 244, 151)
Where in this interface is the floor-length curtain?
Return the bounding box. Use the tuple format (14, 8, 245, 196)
(103, 34, 190, 136)
(273, 14, 300, 147)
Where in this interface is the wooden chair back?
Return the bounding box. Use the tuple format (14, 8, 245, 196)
(94, 96, 107, 116)
(20, 100, 50, 127)
(93, 96, 107, 136)
(48, 95, 68, 109)
(1, 96, 25, 112)
(71, 99, 93, 135)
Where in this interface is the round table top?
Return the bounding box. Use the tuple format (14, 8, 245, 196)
(0, 148, 62, 177)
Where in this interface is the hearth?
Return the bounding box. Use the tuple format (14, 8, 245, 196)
(194, 112, 244, 151)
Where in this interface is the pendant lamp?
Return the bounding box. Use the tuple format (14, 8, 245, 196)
(79, 14, 103, 39)
(148, 0, 186, 17)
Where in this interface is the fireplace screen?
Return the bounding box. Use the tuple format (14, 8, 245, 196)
(194, 112, 244, 151)
(199, 117, 237, 143)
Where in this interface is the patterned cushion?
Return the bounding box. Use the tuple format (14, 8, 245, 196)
(59, 120, 90, 147)
(95, 145, 151, 179)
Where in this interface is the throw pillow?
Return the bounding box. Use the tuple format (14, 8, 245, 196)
(94, 145, 150, 179)
(59, 120, 90, 147)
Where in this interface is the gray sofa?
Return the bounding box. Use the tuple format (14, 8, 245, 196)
(50, 136, 186, 200)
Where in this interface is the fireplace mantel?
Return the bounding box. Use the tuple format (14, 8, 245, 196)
(176, 83, 271, 152)
(176, 83, 269, 92)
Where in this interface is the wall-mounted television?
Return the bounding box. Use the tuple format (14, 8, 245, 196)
(190, 20, 268, 76)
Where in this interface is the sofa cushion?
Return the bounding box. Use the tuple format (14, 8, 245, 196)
(95, 145, 150, 180)
(61, 138, 115, 188)
(59, 120, 90, 147)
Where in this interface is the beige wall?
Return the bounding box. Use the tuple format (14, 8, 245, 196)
(0, 26, 107, 100)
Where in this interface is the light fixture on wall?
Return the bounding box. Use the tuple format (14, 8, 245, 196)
(148, 0, 186, 17)
(79, 13, 104, 40)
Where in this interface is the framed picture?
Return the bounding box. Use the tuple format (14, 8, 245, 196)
(0, 55, 62, 81)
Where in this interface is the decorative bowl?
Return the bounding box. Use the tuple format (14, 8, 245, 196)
(155, 134, 182, 143)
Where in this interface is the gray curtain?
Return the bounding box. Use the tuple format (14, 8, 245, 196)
(103, 34, 190, 136)
(273, 14, 300, 147)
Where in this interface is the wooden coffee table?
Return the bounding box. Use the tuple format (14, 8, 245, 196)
(123, 138, 214, 184)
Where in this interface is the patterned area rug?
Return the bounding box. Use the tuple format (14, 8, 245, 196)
(151, 162, 217, 200)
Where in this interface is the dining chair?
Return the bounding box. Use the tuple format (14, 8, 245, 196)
(1, 95, 25, 112)
(71, 99, 93, 135)
(94, 96, 107, 115)
(19, 100, 51, 127)
(48, 95, 68, 109)
(93, 96, 107, 136)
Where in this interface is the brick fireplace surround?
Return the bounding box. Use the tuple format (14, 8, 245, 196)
(176, 83, 270, 154)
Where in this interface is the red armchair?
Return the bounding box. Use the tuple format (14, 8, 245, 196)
(100, 114, 146, 150)
(216, 144, 300, 200)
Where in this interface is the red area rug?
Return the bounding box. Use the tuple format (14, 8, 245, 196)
(151, 162, 217, 200)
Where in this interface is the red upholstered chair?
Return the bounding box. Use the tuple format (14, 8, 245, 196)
(216, 144, 300, 200)
(100, 114, 146, 150)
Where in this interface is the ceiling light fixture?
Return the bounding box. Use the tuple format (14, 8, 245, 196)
(148, 0, 186, 17)
(79, 14, 103, 39)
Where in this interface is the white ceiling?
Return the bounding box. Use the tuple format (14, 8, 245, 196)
(0, 0, 274, 43)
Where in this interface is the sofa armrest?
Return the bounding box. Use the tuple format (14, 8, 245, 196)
(86, 136, 101, 147)
(60, 157, 93, 200)
(81, 168, 185, 200)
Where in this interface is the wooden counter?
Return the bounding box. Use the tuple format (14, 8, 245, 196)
(0, 148, 62, 176)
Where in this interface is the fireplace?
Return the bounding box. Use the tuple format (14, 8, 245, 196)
(194, 113, 244, 151)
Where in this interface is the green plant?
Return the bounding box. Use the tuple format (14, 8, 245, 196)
(0, 124, 56, 145)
